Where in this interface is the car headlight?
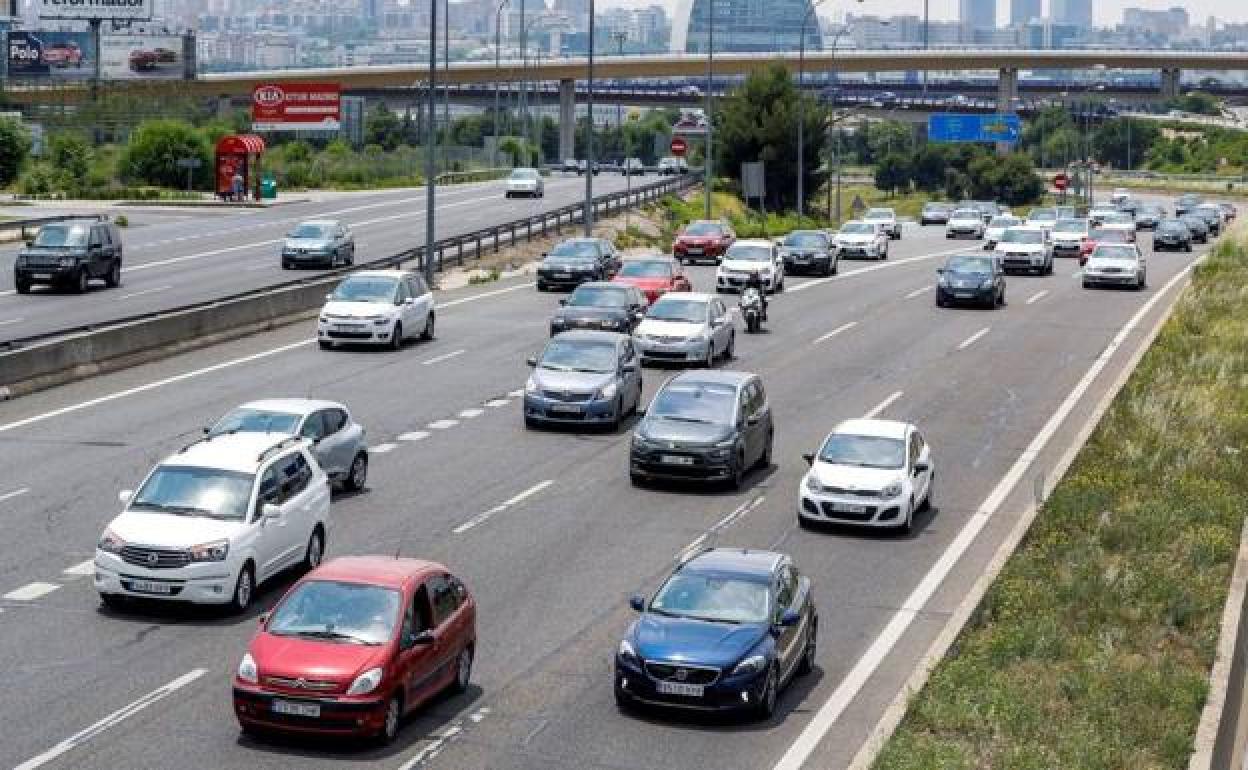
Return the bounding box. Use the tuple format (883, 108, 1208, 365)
(346, 666, 384, 696)
(237, 653, 258, 684)
(618, 638, 640, 665)
(597, 382, 618, 401)
(524, 377, 539, 395)
(980, 277, 995, 288)
(804, 474, 823, 493)
(632, 433, 657, 451)
(733, 654, 768, 676)
(318, 315, 330, 324)
(98, 528, 125, 554)
(189, 539, 229, 562)
(881, 481, 904, 499)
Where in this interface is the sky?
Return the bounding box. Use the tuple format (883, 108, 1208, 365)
(598, 0, 1248, 28)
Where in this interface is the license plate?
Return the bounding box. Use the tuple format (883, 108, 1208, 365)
(272, 700, 321, 718)
(686, 248, 703, 255)
(334, 324, 364, 332)
(831, 502, 868, 514)
(657, 681, 704, 697)
(549, 404, 582, 414)
(660, 455, 694, 465)
(128, 579, 173, 595)
(32, 273, 52, 280)
(954, 292, 973, 299)
(795, 257, 809, 263)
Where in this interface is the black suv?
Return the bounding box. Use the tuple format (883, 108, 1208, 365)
(15, 218, 123, 294)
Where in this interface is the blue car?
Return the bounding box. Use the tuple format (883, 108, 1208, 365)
(615, 548, 818, 719)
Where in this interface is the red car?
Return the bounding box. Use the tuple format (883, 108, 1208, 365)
(672, 220, 735, 265)
(612, 257, 692, 304)
(233, 556, 476, 744)
(42, 42, 83, 68)
(1080, 227, 1131, 265)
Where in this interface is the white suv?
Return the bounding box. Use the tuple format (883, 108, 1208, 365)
(318, 269, 436, 350)
(94, 433, 332, 613)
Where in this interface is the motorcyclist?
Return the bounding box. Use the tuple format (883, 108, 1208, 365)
(743, 270, 768, 321)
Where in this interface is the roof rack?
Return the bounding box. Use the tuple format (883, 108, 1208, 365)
(258, 436, 305, 464)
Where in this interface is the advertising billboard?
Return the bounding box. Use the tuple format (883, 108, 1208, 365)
(100, 34, 183, 80)
(7, 30, 94, 80)
(251, 83, 341, 132)
(36, 0, 153, 21)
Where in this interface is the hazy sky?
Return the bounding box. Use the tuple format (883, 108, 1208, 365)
(599, 0, 1248, 27)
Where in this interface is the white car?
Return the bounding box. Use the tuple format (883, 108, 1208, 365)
(864, 207, 901, 239)
(505, 167, 544, 198)
(945, 208, 986, 239)
(1049, 218, 1089, 259)
(1099, 211, 1137, 242)
(1082, 243, 1146, 290)
(1024, 207, 1058, 232)
(1087, 206, 1119, 227)
(94, 433, 332, 612)
(834, 221, 889, 259)
(798, 418, 933, 533)
(318, 269, 435, 350)
(995, 225, 1054, 275)
(984, 215, 1023, 250)
(632, 292, 735, 367)
(715, 239, 784, 293)
(1110, 188, 1130, 205)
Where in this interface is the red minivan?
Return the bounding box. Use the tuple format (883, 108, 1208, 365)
(233, 556, 476, 744)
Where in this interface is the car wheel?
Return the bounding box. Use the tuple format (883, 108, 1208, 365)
(759, 432, 773, 469)
(935, 294, 946, 308)
(900, 500, 914, 535)
(1185, 243, 1193, 252)
(282, 260, 292, 270)
(389, 322, 403, 350)
(796, 620, 817, 676)
(1082, 279, 1092, 289)
(302, 527, 324, 572)
(1138, 274, 1146, 290)
(421, 312, 435, 340)
(99, 593, 127, 610)
(615, 683, 636, 712)
(377, 695, 402, 745)
(754, 666, 779, 720)
(724, 332, 735, 361)
(230, 563, 255, 614)
(729, 452, 745, 491)
(318, 339, 333, 350)
(629, 468, 646, 487)
(105, 260, 121, 288)
(703, 344, 715, 369)
(920, 475, 934, 512)
(449, 645, 473, 694)
(346, 246, 355, 266)
(344, 451, 368, 492)
(74, 267, 90, 294)
(15, 278, 31, 294)
(609, 397, 623, 431)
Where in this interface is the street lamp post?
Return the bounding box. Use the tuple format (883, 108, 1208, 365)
(822, 24, 854, 225)
(584, 0, 595, 235)
(796, 0, 829, 221)
(424, 0, 439, 286)
(703, 0, 715, 219)
(611, 31, 626, 131)
(493, 0, 509, 166)
(443, 0, 450, 172)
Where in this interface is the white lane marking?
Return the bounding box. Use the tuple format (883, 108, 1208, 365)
(904, 285, 932, 299)
(789, 247, 966, 293)
(711, 495, 766, 532)
(440, 282, 536, 308)
(485, 398, 510, 408)
(677, 533, 709, 562)
(1026, 289, 1050, 305)
(507, 389, 525, 398)
(398, 431, 431, 442)
(14, 669, 208, 770)
(814, 321, 858, 345)
(459, 408, 484, 419)
(3, 582, 60, 601)
(63, 560, 95, 577)
(0, 487, 30, 503)
(772, 258, 1202, 770)
(453, 480, 555, 535)
(957, 327, 991, 351)
(0, 316, 24, 325)
(244, 263, 271, 271)
(428, 419, 459, 430)
(369, 442, 398, 454)
(119, 285, 172, 300)
(863, 391, 904, 420)
(422, 349, 465, 366)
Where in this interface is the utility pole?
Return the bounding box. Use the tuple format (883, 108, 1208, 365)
(424, 0, 439, 286)
(443, 0, 450, 172)
(703, 0, 714, 219)
(493, 0, 508, 166)
(583, 0, 595, 235)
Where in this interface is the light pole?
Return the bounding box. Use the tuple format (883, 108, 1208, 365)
(424, 0, 439, 286)
(703, 0, 715, 219)
(443, 0, 450, 171)
(611, 31, 626, 131)
(796, 0, 830, 221)
(493, 0, 509, 166)
(583, 0, 595, 235)
(819, 24, 854, 225)
(519, 0, 528, 154)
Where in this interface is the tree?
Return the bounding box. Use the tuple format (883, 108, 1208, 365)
(715, 62, 826, 211)
(1092, 118, 1160, 170)
(365, 103, 403, 151)
(874, 153, 913, 195)
(0, 118, 30, 187)
(47, 131, 91, 180)
(119, 119, 211, 188)
(911, 145, 950, 192)
(967, 152, 1043, 205)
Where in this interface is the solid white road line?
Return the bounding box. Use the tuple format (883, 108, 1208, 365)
(119, 285, 172, 300)
(957, 327, 991, 351)
(507, 389, 525, 398)
(904, 285, 932, 299)
(440, 282, 536, 307)
(452, 480, 554, 535)
(428, 419, 459, 430)
(0, 316, 24, 325)
(0, 487, 30, 503)
(422, 349, 465, 366)
(771, 258, 1201, 770)
(484, 398, 510, 408)
(813, 321, 858, 345)
(63, 560, 95, 577)
(788, 247, 966, 294)
(863, 391, 904, 420)
(369, 442, 398, 454)
(398, 431, 431, 442)
(1026, 289, 1050, 305)
(14, 668, 208, 770)
(3, 582, 60, 601)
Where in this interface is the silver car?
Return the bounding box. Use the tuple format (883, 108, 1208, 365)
(505, 167, 545, 198)
(281, 220, 355, 269)
(207, 398, 369, 491)
(633, 292, 735, 368)
(523, 331, 643, 430)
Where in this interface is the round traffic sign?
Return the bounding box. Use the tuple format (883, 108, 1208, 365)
(1054, 172, 1069, 191)
(670, 136, 688, 157)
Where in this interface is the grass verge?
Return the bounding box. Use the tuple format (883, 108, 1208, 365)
(874, 226, 1248, 770)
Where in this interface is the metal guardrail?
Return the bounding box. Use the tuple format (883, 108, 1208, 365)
(0, 174, 697, 353)
(0, 214, 107, 241)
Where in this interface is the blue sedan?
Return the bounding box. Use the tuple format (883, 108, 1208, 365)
(614, 548, 817, 719)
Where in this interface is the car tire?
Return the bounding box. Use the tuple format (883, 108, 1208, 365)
(346, 247, 355, 266)
(389, 322, 403, 350)
(609, 397, 623, 431)
(1082, 279, 1092, 289)
(729, 452, 745, 491)
(796, 620, 817, 676)
(703, 344, 715, 369)
(449, 645, 473, 695)
(920, 475, 934, 512)
(15, 278, 31, 294)
(105, 260, 121, 288)
(724, 332, 735, 361)
(759, 432, 773, 469)
(344, 451, 368, 492)
(754, 666, 779, 720)
(421, 312, 435, 340)
(318, 339, 333, 350)
(229, 563, 255, 614)
(282, 260, 292, 270)
(99, 593, 127, 610)
(629, 469, 646, 487)
(376, 695, 402, 745)
(1185, 243, 1193, 252)
(935, 294, 946, 308)
(900, 500, 914, 535)
(302, 527, 325, 572)
(74, 267, 90, 294)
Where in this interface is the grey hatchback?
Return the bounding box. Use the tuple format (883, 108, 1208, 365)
(524, 330, 643, 430)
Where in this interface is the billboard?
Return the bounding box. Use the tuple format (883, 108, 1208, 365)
(36, 0, 153, 21)
(928, 113, 1021, 144)
(7, 30, 94, 80)
(251, 83, 341, 132)
(100, 34, 183, 80)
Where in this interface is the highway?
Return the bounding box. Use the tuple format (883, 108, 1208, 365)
(0, 208, 1204, 770)
(0, 173, 644, 344)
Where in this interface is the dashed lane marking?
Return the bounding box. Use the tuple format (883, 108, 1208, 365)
(1027, 289, 1049, 305)
(904, 285, 932, 299)
(63, 560, 95, 577)
(458, 408, 485, 419)
(398, 431, 431, 442)
(3, 582, 60, 601)
(813, 321, 858, 345)
(452, 480, 554, 535)
(422, 349, 465, 366)
(0, 487, 30, 503)
(957, 327, 991, 351)
(427, 419, 459, 430)
(370, 443, 398, 454)
(864, 391, 904, 420)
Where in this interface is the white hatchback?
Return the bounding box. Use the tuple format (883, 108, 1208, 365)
(95, 433, 332, 613)
(318, 269, 435, 350)
(715, 239, 784, 293)
(946, 208, 986, 239)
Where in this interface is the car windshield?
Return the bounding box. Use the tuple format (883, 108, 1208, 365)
(865, 209, 893, 219)
(649, 381, 736, 423)
(1027, 208, 1056, 221)
(32, 224, 88, 248)
(989, 217, 1019, 228)
(648, 572, 770, 625)
(818, 433, 906, 469)
(1195, 206, 1219, 216)
(291, 224, 330, 239)
(1053, 220, 1086, 233)
(1093, 245, 1138, 260)
(568, 286, 629, 307)
(130, 466, 254, 520)
(684, 223, 723, 236)
(539, 338, 617, 373)
(548, 242, 599, 261)
(1103, 213, 1133, 224)
(510, 169, 538, 180)
(646, 298, 707, 323)
(210, 408, 300, 436)
(923, 203, 946, 212)
(841, 223, 875, 235)
(267, 580, 400, 646)
(784, 232, 826, 248)
(330, 276, 397, 303)
(951, 209, 979, 220)
(1001, 229, 1043, 244)
(726, 245, 770, 262)
(1091, 228, 1130, 243)
(1159, 221, 1186, 232)
(946, 255, 994, 274)
(618, 261, 671, 278)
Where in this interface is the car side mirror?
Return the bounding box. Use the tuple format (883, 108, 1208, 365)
(802, 452, 814, 466)
(780, 609, 801, 627)
(262, 503, 282, 520)
(202, 426, 211, 434)
(118, 489, 134, 504)
(259, 611, 270, 625)
(402, 297, 416, 305)
(526, 355, 537, 367)
(410, 629, 436, 646)
(629, 594, 646, 612)
(324, 293, 333, 301)
(914, 461, 931, 474)
(746, 413, 761, 426)
(622, 363, 638, 373)
(24, 239, 33, 247)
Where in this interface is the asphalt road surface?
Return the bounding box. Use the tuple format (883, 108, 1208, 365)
(0, 173, 648, 343)
(0, 206, 1207, 770)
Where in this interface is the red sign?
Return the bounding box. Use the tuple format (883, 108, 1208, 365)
(251, 83, 341, 132)
(670, 136, 688, 156)
(1054, 172, 1069, 191)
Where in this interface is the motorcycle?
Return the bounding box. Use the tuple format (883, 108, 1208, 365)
(740, 287, 764, 333)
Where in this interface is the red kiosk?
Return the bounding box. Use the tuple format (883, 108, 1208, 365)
(215, 134, 266, 201)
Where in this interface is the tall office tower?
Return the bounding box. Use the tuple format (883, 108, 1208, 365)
(1010, 0, 1040, 26)
(1052, 0, 1092, 27)
(959, 0, 996, 41)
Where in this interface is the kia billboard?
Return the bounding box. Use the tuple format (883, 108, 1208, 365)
(251, 83, 341, 132)
(100, 34, 183, 80)
(7, 30, 95, 80)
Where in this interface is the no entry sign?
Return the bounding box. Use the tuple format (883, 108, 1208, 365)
(670, 136, 688, 156)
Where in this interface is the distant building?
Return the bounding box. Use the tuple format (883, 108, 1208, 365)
(958, 0, 996, 42)
(1050, 0, 1092, 28)
(1009, 0, 1040, 27)
(671, 0, 822, 53)
(1122, 6, 1189, 37)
